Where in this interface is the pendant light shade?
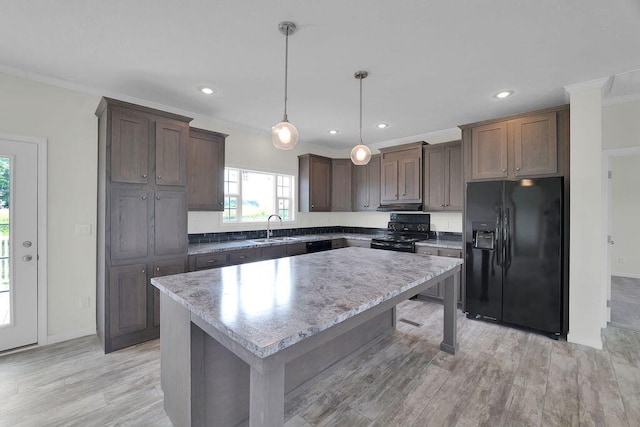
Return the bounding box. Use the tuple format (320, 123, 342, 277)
(350, 71, 372, 165)
(273, 21, 299, 150)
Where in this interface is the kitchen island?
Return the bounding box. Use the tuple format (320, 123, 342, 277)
(152, 247, 462, 427)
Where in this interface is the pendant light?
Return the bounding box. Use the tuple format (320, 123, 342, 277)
(350, 71, 372, 165)
(272, 21, 299, 150)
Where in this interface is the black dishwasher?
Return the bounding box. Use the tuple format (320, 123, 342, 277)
(306, 240, 332, 253)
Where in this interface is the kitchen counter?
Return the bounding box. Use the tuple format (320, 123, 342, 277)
(188, 233, 461, 255)
(152, 247, 462, 426)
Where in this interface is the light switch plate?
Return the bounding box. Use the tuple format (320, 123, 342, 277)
(75, 224, 92, 236)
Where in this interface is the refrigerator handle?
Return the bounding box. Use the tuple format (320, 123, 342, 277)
(495, 208, 503, 266)
(504, 208, 511, 269)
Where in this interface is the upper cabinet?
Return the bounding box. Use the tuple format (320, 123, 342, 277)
(155, 119, 189, 186)
(110, 108, 150, 184)
(423, 141, 462, 211)
(352, 154, 381, 211)
(379, 142, 424, 204)
(298, 154, 332, 212)
(331, 159, 352, 211)
(461, 105, 569, 182)
(187, 128, 226, 211)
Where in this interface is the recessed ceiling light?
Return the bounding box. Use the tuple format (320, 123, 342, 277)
(199, 86, 216, 95)
(494, 90, 513, 99)
(377, 123, 389, 129)
(328, 130, 339, 135)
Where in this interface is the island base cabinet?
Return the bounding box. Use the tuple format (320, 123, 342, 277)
(160, 294, 396, 427)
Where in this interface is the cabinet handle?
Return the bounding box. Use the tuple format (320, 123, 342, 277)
(239, 255, 246, 259)
(502, 169, 507, 173)
(142, 174, 148, 178)
(207, 260, 217, 263)
(516, 167, 520, 171)
(445, 204, 449, 207)
(219, 201, 223, 205)
(141, 196, 147, 200)
(156, 196, 161, 200)
(311, 204, 315, 209)
(156, 267, 160, 271)
(141, 270, 145, 274)
(441, 204, 445, 207)
(157, 175, 162, 179)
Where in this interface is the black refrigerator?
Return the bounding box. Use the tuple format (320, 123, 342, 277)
(465, 177, 564, 336)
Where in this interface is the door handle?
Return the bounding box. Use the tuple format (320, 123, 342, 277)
(23, 241, 32, 248)
(22, 255, 33, 262)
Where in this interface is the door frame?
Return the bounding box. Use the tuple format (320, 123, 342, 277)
(0, 132, 48, 347)
(602, 145, 640, 326)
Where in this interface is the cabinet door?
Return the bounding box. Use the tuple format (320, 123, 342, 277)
(399, 157, 421, 202)
(367, 155, 381, 210)
(445, 143, 463, 211)
(331, 159, 352, 211)
(228, 247, 260, 265)
(471, 122, 508, 180)
(152, 258, 186, 327)
(286, 242, 307, 256)
(438, 249, 463, 304)
(424, 146, 446, 211)
(155, 120, 188, 186)
(511, 112, 557, 177)
(381, 160, 399, 202)
(345, 239, 370, 248)
(111, 109, 149, 184)
(154, 190, 187, 256)
(310, 156, 332, 211)
(109, 264, 148, 338)
(187, 129, 225, 210)
(352, 155, 380, 211)
(111, 188, 150, 262)
(261, 245, 288, 260)
(193, 252, 229, 271)
(416, 247, 442, 298)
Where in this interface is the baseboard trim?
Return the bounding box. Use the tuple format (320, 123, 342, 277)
(612, 272, 640, 280)
(567, 332, 603, 350)
(47, 328, 96, 345)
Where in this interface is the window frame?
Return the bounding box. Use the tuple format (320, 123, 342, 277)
(222, 167, 296, 225)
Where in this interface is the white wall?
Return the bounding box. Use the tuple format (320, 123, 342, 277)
(0, 72, 99, 342)
(603, 100, 640, 149)
(566, 79, 607, 349)
(610, 155, 640, 278)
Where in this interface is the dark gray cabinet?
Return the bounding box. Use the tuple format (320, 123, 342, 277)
(109, 263, 148, 338)
(96, 97, 192, 353)
(298, 154, 332, 212)
(155, 120, 188, 186)
(110, 109, 149, 184)
(379, 142, 424, 205)
(423, 141, 462, 212)
(152, 258, 186, 327)
(187, 128, 226, 211)
(353, 154, 380, 211)
(331, 159, 352, 211)
(110, 187, 150, 262)
(416, 247, 462, 304)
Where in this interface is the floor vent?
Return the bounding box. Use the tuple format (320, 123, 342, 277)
(399, 318, 422, 327)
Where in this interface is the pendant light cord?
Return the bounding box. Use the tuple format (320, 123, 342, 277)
(359, 76, 363, 144)
(283, 29, 289, 121)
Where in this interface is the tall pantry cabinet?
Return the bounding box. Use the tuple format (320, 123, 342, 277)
(96, 97, 191, 353)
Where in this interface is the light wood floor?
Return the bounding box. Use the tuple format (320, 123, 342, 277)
(1, 300, 639, 426)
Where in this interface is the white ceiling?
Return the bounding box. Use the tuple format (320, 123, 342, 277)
(2, 1, 640, 149)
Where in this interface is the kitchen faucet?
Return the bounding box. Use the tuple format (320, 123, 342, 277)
(267, 214, 282, 239)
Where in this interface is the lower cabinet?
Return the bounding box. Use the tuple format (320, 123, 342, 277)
(109, 263, 148, 339)
(345, 239, 370, 248)
(416, 246, 463, 304)
(332, 238, 347, 249)
(152, 258, 186, 327)
(188, 243, 311, 272)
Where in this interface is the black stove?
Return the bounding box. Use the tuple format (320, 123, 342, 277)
(371, 213, 430, 253)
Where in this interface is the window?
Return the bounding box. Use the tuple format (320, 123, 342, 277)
(223, 168, 295, 223)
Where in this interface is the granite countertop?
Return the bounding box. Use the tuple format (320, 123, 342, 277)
(188, 233, 461, 255)
(152, 247, 463, 359)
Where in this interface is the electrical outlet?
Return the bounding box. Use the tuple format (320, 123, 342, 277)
(618, 257, 624, 264)
(79, 296, 90, 309)
(75, 224, 92, 236)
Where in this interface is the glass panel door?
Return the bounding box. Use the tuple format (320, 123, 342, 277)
(0, 156, 10, 326)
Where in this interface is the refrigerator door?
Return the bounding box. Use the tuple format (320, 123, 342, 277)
(502, 177, 563, 333)
(465, 181, 503, 320)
